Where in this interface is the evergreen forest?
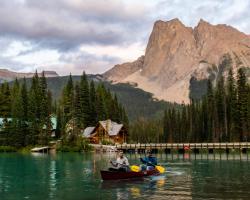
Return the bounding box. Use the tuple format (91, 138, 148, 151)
(0, 72, 128, 149)
(163, 68, 250, 143)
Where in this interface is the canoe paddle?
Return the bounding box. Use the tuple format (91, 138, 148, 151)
(154, 165, 165, 173)
(130, 165, 140, 172)
(143, 160, 165, 173)
(131, 163, 165, 173)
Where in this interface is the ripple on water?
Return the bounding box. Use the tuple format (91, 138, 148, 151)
(1, 153, 250, 200)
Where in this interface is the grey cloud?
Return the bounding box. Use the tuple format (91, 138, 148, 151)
(0, 0, 149, 51)
(0, 55, 33, 71)
(59, 50, 121, 66)
(41, 50, 123, 75)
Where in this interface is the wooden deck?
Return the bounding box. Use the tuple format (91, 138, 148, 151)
(31, 146, 51, 153)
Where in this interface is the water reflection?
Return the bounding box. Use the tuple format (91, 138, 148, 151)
(101, 175, 170, 199)
(49, 160, 57, 199)
(0, 153, 250, 200)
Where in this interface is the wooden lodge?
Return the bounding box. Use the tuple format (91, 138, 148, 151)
(83, 119, 127, 144)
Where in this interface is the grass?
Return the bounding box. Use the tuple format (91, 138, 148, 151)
(0, 146, 17, 152)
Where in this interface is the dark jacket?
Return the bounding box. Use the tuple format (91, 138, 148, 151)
(140, 156, 157, 166)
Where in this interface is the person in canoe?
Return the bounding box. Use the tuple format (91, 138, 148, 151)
(109, 150, 130, 172)
(140, 150, 157, 171)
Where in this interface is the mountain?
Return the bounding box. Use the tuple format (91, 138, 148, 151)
(103, 18, 250, 103)
(0, 69, 59, 83)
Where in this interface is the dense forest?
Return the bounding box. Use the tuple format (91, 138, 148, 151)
(163, 68, 250, 143)
(129, 67, 250, 143)
(0, 72, 128, 148)
(16, 75, 173, 120)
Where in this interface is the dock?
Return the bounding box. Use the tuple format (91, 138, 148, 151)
(31, 146, 51, 153)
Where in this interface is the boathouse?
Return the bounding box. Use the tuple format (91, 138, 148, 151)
(83, 119, 127, 144)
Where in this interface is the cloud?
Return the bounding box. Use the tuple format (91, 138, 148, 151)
(156, 0, 250, 33)
(0, 0, 250, 75)
(0, 0, 149, 51)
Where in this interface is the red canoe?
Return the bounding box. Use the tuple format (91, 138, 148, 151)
(100, 169, 159, 180)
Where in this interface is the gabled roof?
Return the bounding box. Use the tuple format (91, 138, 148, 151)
(41, 117, 57, 130)
(99, 120, 123, 136)
(83, 127, 95, 138)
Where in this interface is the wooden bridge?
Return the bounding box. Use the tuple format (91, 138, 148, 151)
(115, 142, 250, 154)
(90, 144, 117, 152)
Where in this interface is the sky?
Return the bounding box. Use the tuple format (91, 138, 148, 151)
(0, 0, 250, 75)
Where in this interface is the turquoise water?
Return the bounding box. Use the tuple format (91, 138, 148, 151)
(1, 152, 250, 200)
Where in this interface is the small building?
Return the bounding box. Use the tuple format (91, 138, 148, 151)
(49, 116, 57, 137)
(83, 119, 127, 144)
(0, 118, 12, 131)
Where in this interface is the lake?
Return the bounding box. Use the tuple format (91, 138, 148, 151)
(0, 152, 250, 200)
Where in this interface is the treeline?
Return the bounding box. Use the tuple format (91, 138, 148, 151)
(0, 72, 52, 147)
(0, 72, 128, 148)
(163, 68, 250, 143)
(56, 73, 129, 144)
(129, 117, 163, 143)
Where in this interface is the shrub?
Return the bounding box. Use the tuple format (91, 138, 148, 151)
(101, 140, 114, 145)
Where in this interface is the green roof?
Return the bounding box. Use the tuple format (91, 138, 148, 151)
(51, 117, 57, 130)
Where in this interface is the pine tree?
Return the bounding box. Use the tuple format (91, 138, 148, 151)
(226, 68, 237, 141)
(0, 82, 11, 118)
(27, 81, 38, 145)
(236, 68, 248, 141)
(206, 79, 215, 142)
(79, 72, 90, 127)
(89, 80, 97, 125)
(62, 74, 74, 123)
(215, 76, 226, 142)
(96, 84, 107, 121)
(247, 85, 250, 138)
(74, 83, 82, 128)
(11, 87, 25, 147)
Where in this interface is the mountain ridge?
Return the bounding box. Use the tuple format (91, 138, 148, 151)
(103, 18, 250, 103)
(0, 69, 59, 83)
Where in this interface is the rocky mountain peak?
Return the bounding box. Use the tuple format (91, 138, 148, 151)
(104, 19, 250, 103)
(196, 18, 211, 27)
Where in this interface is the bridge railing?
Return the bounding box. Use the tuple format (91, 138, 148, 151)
(116, 142, 250, 149)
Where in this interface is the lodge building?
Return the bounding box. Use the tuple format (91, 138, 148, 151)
(83, 119, 127, 144)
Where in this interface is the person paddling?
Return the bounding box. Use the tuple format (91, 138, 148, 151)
(140, 150, 157, 171)
(109, 150, 130, 172)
